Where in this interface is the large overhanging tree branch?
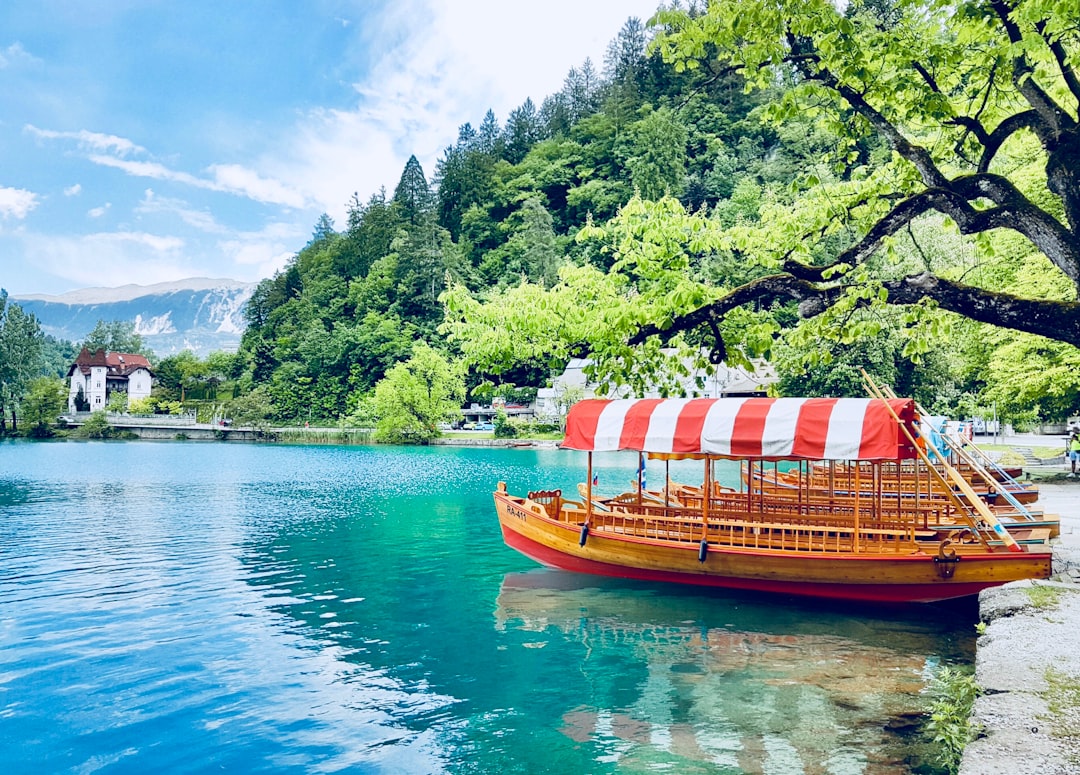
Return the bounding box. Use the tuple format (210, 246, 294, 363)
(631, 272, 1080, 349)
(650, 0, 1080, 351)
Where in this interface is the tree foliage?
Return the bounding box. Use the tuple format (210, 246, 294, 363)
(22, 377, 67, 436)
(0, 292, 45, 433)
(372, 343, 465, 443)
(230, 5, 1080, 427)
(81, 320, 151, 357)
(645, 0, 1080, 347)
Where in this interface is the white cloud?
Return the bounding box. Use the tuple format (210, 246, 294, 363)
(0, 185, 39, 219)
(87, 203, 111, 218)
(21, 230, 189, 288)
(87, 154, 204, 186)
(206, 164, 308, 209)
(64, 183, 82, 196)
(0, 42, 40, 68)
(267, 0, 658, 222)
(30, 127, 308, 209)
(25, 125, 146, 156)
(219, 221, 303, 279)
(137, 189, 226, 233)
(86, 154, 308, 209)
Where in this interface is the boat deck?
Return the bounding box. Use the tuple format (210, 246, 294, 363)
(524, 489, 1047, 556)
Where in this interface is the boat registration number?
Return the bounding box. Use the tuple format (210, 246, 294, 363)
(507, 504, 529, 521)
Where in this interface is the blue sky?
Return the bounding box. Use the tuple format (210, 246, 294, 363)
(0, 1, 659, 296)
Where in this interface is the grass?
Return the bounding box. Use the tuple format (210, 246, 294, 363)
(276, 427, 373, 445)
(977, 443, 1064, 459)
(1042, 667, 1080, 763)
(1024, 584, 1068, 611)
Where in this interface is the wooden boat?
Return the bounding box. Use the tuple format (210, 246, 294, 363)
(743, 463, 1058, 536)
(494, 397, 1052, 603)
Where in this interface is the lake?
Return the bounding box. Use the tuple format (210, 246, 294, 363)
(0, 440, 974, 773)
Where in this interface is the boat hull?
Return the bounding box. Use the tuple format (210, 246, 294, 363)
(495, 491, 1052, 604)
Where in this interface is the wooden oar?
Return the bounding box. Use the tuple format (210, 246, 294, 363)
(874, 379, 1036, 521)
(861, 371, 1022, 552)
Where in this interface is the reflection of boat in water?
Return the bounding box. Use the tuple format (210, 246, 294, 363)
(494, 398, 1052, 603)
(495, 569, 959, 774)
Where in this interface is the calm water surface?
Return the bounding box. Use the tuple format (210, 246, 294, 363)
(0, 440, 974, 774)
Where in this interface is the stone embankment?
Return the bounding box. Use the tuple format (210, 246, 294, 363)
(961, 479, 1080, 775)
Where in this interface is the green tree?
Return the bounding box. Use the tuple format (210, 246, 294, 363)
(106, 391, 128, 413)
(373, 343, 465, 443)
(503, 98, 544, 165)
(78, 410, 115, 439)
(81, 320, 150, 356)
(478, 195, 563, 286)
(393, 155, 434, 226)
(230, 385, 275, 430)
(645, 0, 1080, 349)
(340, 188, 402, 280)
(623, 106, 688, 200)
(0, 293, 45, 433)
(155, 350, 205, 401)
(22, 377, 67, 436)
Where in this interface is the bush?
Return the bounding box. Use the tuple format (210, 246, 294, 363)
(924, 666, 982, 774)
(493, 411, 518, 439)
(77, 411, 115, 439)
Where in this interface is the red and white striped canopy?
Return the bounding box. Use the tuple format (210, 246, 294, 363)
(562, 397, 918, 461)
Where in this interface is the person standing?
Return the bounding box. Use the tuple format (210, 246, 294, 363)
(1070, 433, 1080, 477)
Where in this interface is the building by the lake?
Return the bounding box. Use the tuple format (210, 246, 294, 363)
(66, 348, 154, 414)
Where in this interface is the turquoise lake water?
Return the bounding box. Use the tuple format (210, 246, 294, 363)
(0, 440, 975, 773)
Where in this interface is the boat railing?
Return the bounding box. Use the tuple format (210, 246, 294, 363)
(735, 488, 958, 527)
(559, 504, 919, 554)
(526, 489, 564, 519)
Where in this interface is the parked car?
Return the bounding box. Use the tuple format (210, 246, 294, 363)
(476, 422, 495, 431)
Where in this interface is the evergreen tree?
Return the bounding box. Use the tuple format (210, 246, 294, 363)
(435, 129, 499, 240)
(539, 93, 571, 138)
(477, 110, 503, 156)
(309, 213, 336, 246)
(392, 155, 433, 226)
(624, 107, 689, 200)
(562, 62, 601, 126)
(604, 17, 648, 84)
(343, 188, 402, 280)
(502, 98, 543, 165)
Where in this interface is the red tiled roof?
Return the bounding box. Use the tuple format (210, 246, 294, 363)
(68, 348, 154, 378)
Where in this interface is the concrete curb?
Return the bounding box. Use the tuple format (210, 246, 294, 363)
(960, 478, 1080, 774)
(960, 579, 1080, 775)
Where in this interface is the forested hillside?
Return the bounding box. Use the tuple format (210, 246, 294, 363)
(235, 3, 1080, 431)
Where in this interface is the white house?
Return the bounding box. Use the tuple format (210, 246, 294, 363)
(67, 348, 154, 413)
(534, 354, 777, 422)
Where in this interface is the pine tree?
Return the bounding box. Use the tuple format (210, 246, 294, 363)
(503, 98, 542, 164)
(392, 155, 433, 226)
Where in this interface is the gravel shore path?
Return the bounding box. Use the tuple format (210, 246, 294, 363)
(960, 476, 1080, 775)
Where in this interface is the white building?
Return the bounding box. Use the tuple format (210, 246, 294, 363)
(534, 354, 777, 422)
(67, 348, 154, 413)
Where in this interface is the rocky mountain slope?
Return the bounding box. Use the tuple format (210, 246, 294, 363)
(14, 278, 255, 356)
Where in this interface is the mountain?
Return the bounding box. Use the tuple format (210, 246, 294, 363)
(14, 278, 255, 356)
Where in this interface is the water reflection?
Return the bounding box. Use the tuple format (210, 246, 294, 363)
(0, 441, 973, 774)
(494, 569, 971, 774)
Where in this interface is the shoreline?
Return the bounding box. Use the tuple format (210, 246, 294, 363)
(961, 478, 1080, 774)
